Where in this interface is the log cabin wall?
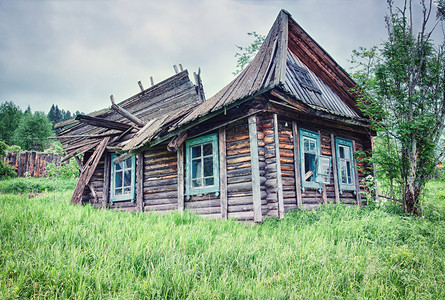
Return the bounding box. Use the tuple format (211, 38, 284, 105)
(143, 145, 178, 214)
(225, 120, 255, 220)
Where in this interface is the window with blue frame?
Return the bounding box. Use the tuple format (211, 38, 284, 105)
(110, 154, 135, 203)
(299, 129, 321, 190)
(335, 137, 356, 193)
(185, 133, 219, 197)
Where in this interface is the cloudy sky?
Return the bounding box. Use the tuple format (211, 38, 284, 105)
(0, 0, 392, 114)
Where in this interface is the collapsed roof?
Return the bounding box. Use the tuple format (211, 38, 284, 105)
(56, 9, 367, 161)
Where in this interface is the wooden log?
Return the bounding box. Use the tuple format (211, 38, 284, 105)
(71, 137, 110, 204)
(167, 131, 188, 152)
(219, 127, 228, 220)
(110, 94, 146, 127)
(76, 114, 133, 131)
(136, 153, 144, 212)
(177, 145, 184, 212)
(248, 115, 262, 222)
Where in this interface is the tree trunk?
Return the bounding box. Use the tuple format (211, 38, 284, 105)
(405, 183, 421, 215)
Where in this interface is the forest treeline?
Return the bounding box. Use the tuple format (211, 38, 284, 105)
(0, 101, 81, 152)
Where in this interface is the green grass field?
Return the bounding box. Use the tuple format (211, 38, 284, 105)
(0, 177, 444, 299)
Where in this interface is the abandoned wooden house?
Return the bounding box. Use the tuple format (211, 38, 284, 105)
(55, 10, 373, 221)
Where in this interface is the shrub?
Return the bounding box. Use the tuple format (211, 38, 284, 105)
(46, 159, 79, 180)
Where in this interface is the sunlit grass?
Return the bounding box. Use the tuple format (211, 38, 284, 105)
(0, 178, 444, 299)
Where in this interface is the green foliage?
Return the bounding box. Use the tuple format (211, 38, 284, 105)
(233, 31, 265, 76)
(13, 111, 54, 151)
(0, 101, 23, 145)
(0, 140, 16, 179)
(47, 104, 73, 132)
(0, 177, 76, 194)
(46, 159, 79, 180)
(351, 0, 445, 213)
(0, 183, 444, 298)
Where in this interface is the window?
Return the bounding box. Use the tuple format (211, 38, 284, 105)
(317, 156, 332, 184)
(110, 154, 135, 203)
(335, 138, 356, 193)
(185, 133, 219, 197)
(299, 129, 321, 190)
(288, 62, 321, 93)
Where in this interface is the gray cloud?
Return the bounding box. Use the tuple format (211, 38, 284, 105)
(0, 0, 389, 114)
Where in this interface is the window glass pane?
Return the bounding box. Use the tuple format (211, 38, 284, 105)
(115, 188, 122, 195)
(346, 161, 352, 184)
(125, 158, 132, 169)
(115, 172, 122, 188)
(192, 146, 201, 158)
(344, 147, 350, 159)
(123, 187, 131, 194)
(192, 179, 202, 187)
(205, 177, 214, 186)
(339, 146, 345, 159)
(192, 159, 201, 179)
(310, 140, 315, 153)
(203, 143, 213, 156)
(340, 162, 347, 184)
(304, 138, 309, 152)
(203, 157, 213, 177)
(124, 170, 131, 187)
(115, 162, 122, 171)
(304, 153, 316, 182)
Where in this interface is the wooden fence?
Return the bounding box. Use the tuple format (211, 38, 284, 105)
(3, 151, 62, 177)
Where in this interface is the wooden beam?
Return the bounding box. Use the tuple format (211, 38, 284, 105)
(110, 95, 146, 128)
(76, 114, 133, 131)
(150, 76, 154, 86)
(330, 134, 340, 203)
(249, 115, 262, 222)
(103, 152, 110, 209)
(137, 81, 144, 92)
(273, 114, 284, 219)
(177, 145, 185, 212)
(352, 140, 361, 207)
(292, 121, 303, 209)
(179, 64, 183, 72)
(136, 152, 144, 212)
(173, 65, 179, 74)
(71, 137, 110, 204)
(167, 131, 188, 152)
(219, 127, 228, 220)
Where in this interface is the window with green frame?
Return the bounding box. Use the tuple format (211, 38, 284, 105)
(110, 154, 136, 203)
(185, 133, 219, 198)
(299, 129, 321, 190)
(335, 137, 356, 193)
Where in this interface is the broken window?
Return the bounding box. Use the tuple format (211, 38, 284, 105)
(335, 137, 356, 193)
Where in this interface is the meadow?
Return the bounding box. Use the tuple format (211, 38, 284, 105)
(0, 177, 444, 299)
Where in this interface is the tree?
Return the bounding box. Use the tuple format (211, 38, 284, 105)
(0, 101, 23, 145)
(352, 0, 445, 214)
(13, 111, 54, 151)
(233, 31, 265, 75)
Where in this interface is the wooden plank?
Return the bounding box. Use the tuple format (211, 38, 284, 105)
(71, 137, 110, 204)
(177, 144, 185, 212)
(292, 121, 303, 209)
(110, 95, 146, 127)
(273, 114, 284, 219)
(219, 127, 228, 220)
(248, 115, 262, 222)
(330, 134, 340, 203)
(75, 114, 133, 131)
(136, 152, 144, 212)
(352, 140, 361, 207)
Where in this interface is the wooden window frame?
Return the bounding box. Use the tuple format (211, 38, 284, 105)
(335, 137, 356, 193)
(185, 133, 219, 198)
(110, 154, 136, 204)
(299, 128, 321, 191)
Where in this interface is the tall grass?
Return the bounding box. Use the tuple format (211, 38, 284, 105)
(0, 180, 444, 299)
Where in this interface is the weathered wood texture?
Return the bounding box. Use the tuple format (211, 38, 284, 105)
(4, 151, 62, 177)
(143, 145, 178, 213)
(225, 120, 255, 221)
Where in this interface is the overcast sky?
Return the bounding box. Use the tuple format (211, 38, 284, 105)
(0, 0, 392, 114)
